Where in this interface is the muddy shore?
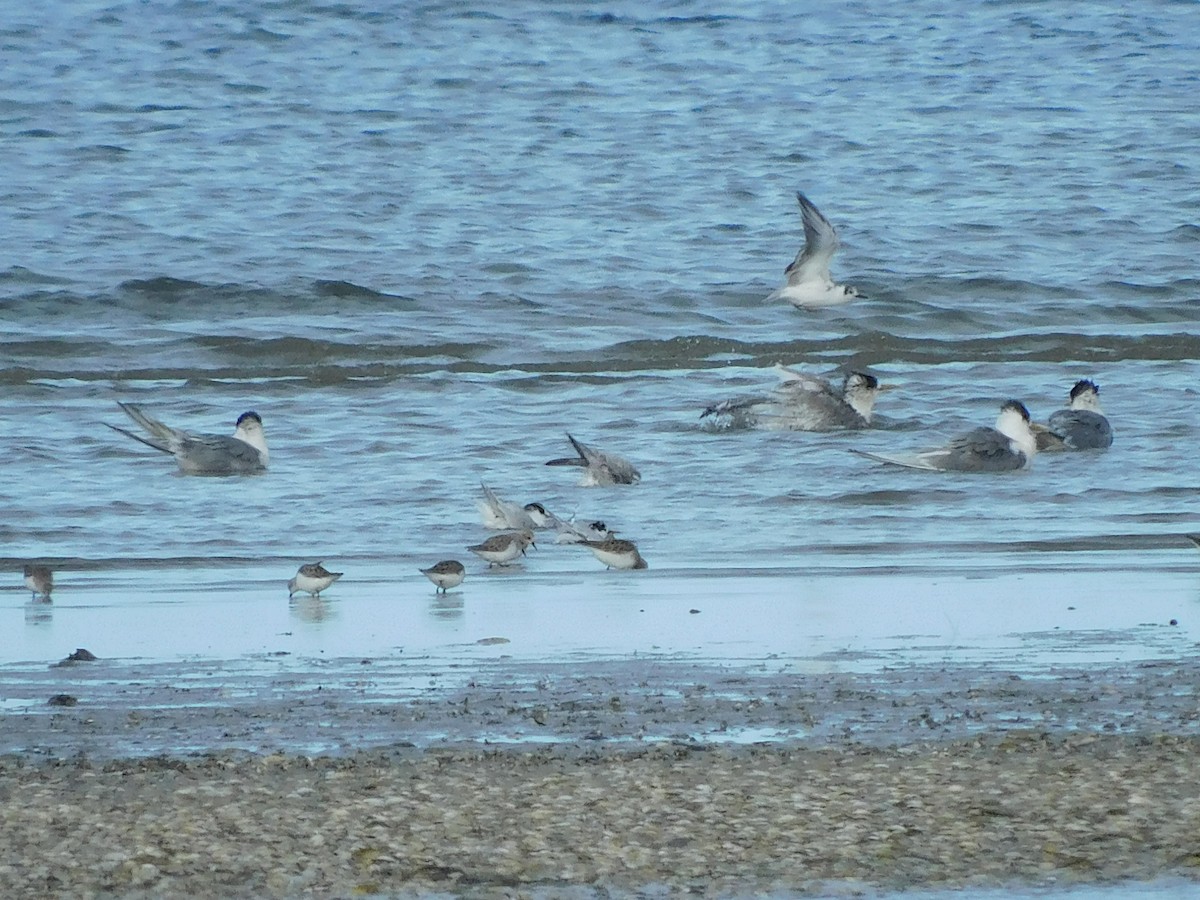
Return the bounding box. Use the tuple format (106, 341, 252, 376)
(2, 655, 1199, 896)
(2, 654, 1200, 758)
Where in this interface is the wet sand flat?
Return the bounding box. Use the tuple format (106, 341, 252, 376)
(2, 655, 1200, 897)
(3, 563, 1199, 896)
(3, 655, 1200, 758)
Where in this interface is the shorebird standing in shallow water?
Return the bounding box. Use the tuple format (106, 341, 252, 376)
(420, 560, 466, 593)
(107, 402, 269, 475)
(1035, 379, 1113, 451)
(766, 192, 860, 308)
(577, 536, 648, 570)
(852, 400, 1037, 472)
(287, 562, 343, 598)
(467, 531, 535, 567)
(23, 564, 54, 601)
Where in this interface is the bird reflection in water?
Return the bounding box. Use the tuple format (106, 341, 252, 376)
(25, 600, 53, 626)
(22, 564, 54, 625)
(429, 593, 464, 621)
(289, 595, 337, 624)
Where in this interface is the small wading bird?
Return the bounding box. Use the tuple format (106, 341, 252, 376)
(107, 402, 268, 475)
(852, 400, 1037, 472)
(766, 192, 860, 308)
(703, 366, 881, 432)
(287, 562, 343, 598)
(1034, 379, 1113, 451)
(467, 530, 535, 567)
(23, 564, 54, 601)
(419, 559, 466, 593)
(577, 536, 648, 570)
(546, 433, 640, 486)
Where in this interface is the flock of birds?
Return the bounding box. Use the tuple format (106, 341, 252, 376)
(280, 430, 649, 598)
(18, 192, 1123, 603)
(704, 192, 1114, 472)
(22, 402, 651, 602)
(702, 363, 1113, 471)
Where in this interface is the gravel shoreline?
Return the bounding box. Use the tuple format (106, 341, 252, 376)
(3, 656, 1200, 897)
(2, 735, 1199, 898)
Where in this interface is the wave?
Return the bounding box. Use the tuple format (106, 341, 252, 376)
(5, 328, 1200, 389)
(0, 266, 73, 286)
(119, 276, 411, 305)
(601, 330, 1200, 368)
(3, 270, 1199, 390)
(2, 268, 1195, 315)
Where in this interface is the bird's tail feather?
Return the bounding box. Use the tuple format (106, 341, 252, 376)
(566, 433, 594, 460)
(548, 433, 593, 466)
(849, 448, 938, 471)
(106, 422, 172, 455)
(117, 402, 177, 444)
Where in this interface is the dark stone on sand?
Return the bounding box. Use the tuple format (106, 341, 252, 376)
(48, 694, 77, 707)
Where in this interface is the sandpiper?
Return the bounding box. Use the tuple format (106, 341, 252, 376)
(420, 559, 466, 592)
(287, 562, 343, 598)
(467, 531, 535, 567)
(23, 564, 54, 601)
(578, 536, 648, 570)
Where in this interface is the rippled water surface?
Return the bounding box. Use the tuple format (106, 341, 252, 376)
(2, 1, 1199, 661)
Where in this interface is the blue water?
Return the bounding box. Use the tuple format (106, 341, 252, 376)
(2, 5, 1199, 647)
(3, 8, 1200, 896)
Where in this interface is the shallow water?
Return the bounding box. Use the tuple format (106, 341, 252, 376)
(869, 884, 1199, 900)
(463, 882, 1200, 900)
(4, 564, 1197, 671)
(2, 4, 1199, 691)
